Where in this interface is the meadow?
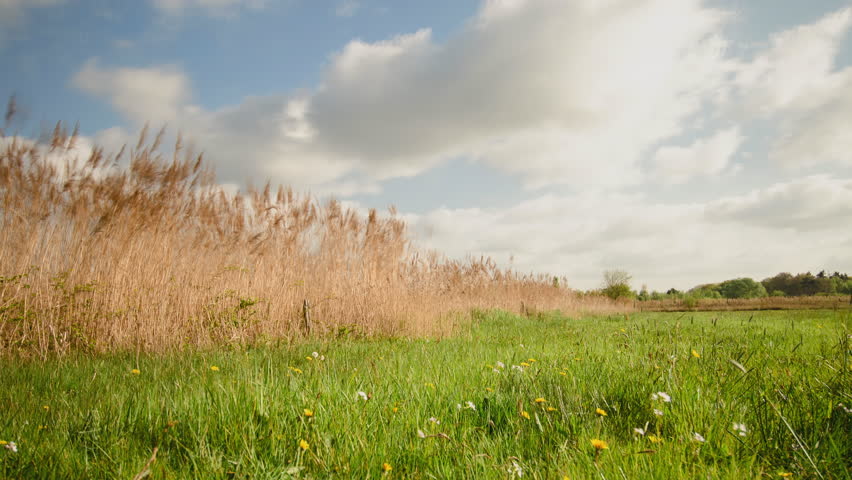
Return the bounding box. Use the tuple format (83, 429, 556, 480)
(1, 309, 849, 479)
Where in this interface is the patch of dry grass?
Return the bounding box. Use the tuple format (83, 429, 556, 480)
(0, 112, 623, 356)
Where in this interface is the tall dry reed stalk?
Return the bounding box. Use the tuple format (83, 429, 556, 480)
(0, 109, 625, 357)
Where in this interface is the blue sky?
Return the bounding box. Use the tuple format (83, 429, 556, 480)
(3, 0, 852, 290)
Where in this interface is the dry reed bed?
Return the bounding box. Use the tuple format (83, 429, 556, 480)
(0, 121, 624, 356)
(636, 295, 852, 312)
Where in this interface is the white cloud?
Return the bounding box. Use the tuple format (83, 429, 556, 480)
(72, 59, 192, 124)
(150, 0, 267, 17)
(407, 180, 852, 290)
(731, 7, 852, 169)
(734, 8, 852, 114)
(653, 127, 744, 184)
(334, 0, 359, 17)
(705, 175, 852, 231)
(73, 0, 735, 191)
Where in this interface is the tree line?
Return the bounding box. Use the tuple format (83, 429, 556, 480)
(598, 270, 852, 300)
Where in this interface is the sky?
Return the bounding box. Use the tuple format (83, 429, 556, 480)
(2, 0, 852, 291)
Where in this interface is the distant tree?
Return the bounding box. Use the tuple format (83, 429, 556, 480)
(602, 270, 633, 300)
(688, 283, 722, 299)
(762, 272, 794, 296)
(718, 278, 767, 299)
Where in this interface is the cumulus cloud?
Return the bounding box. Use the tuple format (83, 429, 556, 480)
(731, 7, 852, 169)
(73, 0, 736, 191)
(72, 60, 192, 124)
(705, 175, 852, 231)
(653, 127, 744, 184)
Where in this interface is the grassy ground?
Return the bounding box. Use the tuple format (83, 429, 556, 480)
(0, 310, 849, 479)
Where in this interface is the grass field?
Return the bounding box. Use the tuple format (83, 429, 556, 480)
(1, 310, 850, 479)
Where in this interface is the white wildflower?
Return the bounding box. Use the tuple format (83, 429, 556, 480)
(456, 403, 462, 410)
(508, 460, 523, 477)
(733, 423, 747, 436)
(657, 392, 671, 403)
(356, 391, 368, 401)
(633, 427, 645, 436)
(653, 409, 664, 416)
(511, 365, 524, 372)
(428, 417, 440, 424)
(496, 361, 505, 369)
(417, 429, 426, 439)
(465, 401, 476, 411)
(692, 432, 705, 443)
(2, 442, 17, 453)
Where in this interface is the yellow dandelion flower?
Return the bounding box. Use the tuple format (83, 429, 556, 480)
(691, 350, 701, 358)
(534, 397, 546, 403)
(595, 408, 607, 417)
(303, 408, 314, 417)
(559, 371, 567, 376)
(299, 439, 309, 450)
(424, 382, 435, 389)
(131, 369, 141, 375)
(43, 405, 49, 411)
(778, 473, 793, 478)
(306, 356, 313, 361)
(528, 358, 537, 362)
(485, 387, 493, 392)
(520, 362, 531, 367)
(521, 411, 530, 419)
(590, 439, 608, 450)
(382, 463, 393, 472)
(0, 441, 7, 445)
(648, 435, 663, 443)
(289, 366, 303, 374)
(546, 406, 558, 412)
(210, 365, 220, 372)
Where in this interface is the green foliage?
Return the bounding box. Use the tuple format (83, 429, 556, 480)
(717, 278, 767, 299)
(0, 310, 848, 478)
(602, 270, 633, 300)
(762, 271, 850, 296)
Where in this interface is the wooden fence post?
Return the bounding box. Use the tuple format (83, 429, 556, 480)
(302, 299, 311, 335)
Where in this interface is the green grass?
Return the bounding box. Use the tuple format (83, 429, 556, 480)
(1, 310, 850, 479)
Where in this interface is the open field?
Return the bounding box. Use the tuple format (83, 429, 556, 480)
(1, 309, 849, 479)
